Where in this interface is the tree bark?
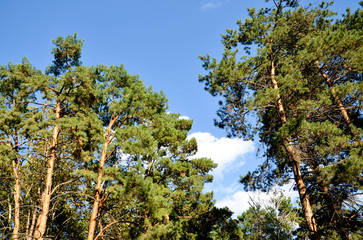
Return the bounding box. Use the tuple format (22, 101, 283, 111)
(316, 62, 352, 123)
(94, 220, 119, 240)
(271, 59, 320, 240)
(12, 158, 20, 240)
(27, 205, 37, 240)
(284, 141, 320, 239)
(11, 130, 20, 240)
(25, 210, 31, 240)
(33, 102, 61, 239)
(315, 62, 361, 239)
(316, 62, 361, 145)
(87, 116, 116, 240)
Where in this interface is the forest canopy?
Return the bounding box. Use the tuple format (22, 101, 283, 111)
(1, 0, 362, 239)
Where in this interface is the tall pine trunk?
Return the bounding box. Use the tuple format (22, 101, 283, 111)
(33, 102, 61, 239)
(271, 60, 320, 240)
(87, 142, 109, 240)
(12, 130, 20, 240)
(88, 116, 116, 240)
(12, 158, 20, 240)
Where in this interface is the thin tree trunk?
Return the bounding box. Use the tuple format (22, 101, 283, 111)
(87, 141, 108, 240)
(8, 197, 12, 228)
(315, 62, 360, 240)
(25, 210, 31, 239)
(316, 62, 361, 145)
(33, 102, 61, 239)
(28, 205, 37, 240)
(270, 59, 320, 240)
(12, 130, 20, 240)
(316, 62, 351, 125)
(87, 116, 116, 240)
(12, 158, 20, 240)
(8, 113, 21, 240)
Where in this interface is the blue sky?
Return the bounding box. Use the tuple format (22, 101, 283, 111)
(1, 0, 360, 217)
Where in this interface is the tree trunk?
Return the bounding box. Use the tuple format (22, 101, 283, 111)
(284, 141, 320, 239)
(27, 205, 37, 240)
(87, 141, 108, 240)
(12, 158, 20, 240)
(316, 61, 361, 145)
(87, 116, 116, 240)
(12, 130, 20, 240)
(25, 210, 31, 239)
(33, 102, 61, 239)
(316, 62, 351, 125)
(271, 59, 320, 239)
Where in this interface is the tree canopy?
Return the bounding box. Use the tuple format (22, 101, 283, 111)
(0, 1, 362, 239)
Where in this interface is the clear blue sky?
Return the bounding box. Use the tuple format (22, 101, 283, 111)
(1, 0, 360, 216)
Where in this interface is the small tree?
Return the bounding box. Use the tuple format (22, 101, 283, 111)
(238, 191, 301, 240)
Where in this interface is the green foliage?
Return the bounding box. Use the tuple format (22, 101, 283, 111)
(0, 34, 237, 239)
(200, 0, 362, 238)
(46, 33, 84, 76)
(238, 191, 302, 240)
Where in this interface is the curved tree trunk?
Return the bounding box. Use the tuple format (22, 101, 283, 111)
(271, 60, 321, 240)
(87, 141, 109, 240)
(88, 116, 117, 240)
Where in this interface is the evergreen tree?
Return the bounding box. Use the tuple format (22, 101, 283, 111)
(0, 59, 41, 239)
(199, 1, 362, 239)
(32, 34, 101, 239)
(238, 191, 301, 240)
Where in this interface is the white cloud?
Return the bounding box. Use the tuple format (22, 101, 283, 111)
(201, 0, 225, 11)
(179, 115, 191, 120)
(188, 132, 254, 179)
(188, 132, 300, 219)
(216, 191, 256, 217)
(216, 182, 299, 218)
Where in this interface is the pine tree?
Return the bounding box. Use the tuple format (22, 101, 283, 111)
(30, 34, 100, 239)
(238, 191, 302, 240)
(0, 59, 41, 239)
(289, 3, 363, 238)
(199, 1, 362, 239)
